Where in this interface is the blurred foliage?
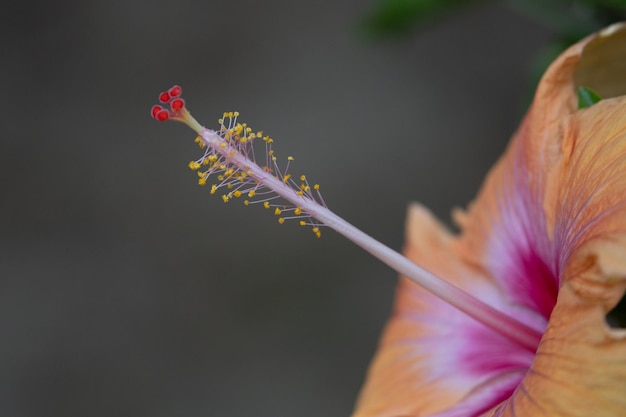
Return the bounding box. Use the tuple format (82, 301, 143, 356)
(362, 0, 626, 40)
(361, 0, 626, 92)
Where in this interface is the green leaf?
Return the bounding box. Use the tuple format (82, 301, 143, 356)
(577, 86, 603, 109)
(359, 0, 477, 39)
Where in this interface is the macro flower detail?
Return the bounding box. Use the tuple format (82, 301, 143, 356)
(353, 23, 626, 417)
(151, 84, 545, 355)
(152, 22, 626, 417)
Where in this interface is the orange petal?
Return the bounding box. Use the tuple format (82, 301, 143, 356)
(355, 22, 626, 417)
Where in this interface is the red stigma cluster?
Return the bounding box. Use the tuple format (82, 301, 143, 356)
(151, 85, 185, 121)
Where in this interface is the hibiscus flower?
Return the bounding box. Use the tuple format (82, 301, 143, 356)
(353, 23, 626, 417)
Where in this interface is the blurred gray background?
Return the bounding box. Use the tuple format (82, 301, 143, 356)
(0, 1, 551, 416)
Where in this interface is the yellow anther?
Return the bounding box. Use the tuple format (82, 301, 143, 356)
(233, 190, 242, 198)
(304, 186, 310, 191)
(210, 185, 217, 194)
(249, 133, 256, 139)
(299, 221, 306, 226)
(219, 142, 227, 149)
(246, 127, 252, 134)
(288, 156, 294, 161)
(234, 111, 240, 117)
(218, 118, 223, 124)
(278, 218, 285, 224)
(244, 200, 250, 206)
(297, 191, 304, 196)
(283, 174, 291, 183)
(314, 184, 320, 190)
(198, 178, 206, 186)
(272, 156, 277, 161)
(223, 112, 228, 118)
(274, 207, 281, 215)
(227, 183, 233, 189)
(312, 227, 321, 238)
(248, 190, 256, 197)
(256, 131, 263, 137)
(240, 137, 248, 144)
(225, 168, 234, 177)
(208, 155, 218, 162)
(229, 150, 236, 157)
(228, 112, 234, 118)
(217, 175, 224, 181)
(247, 170, 253, 176)
(219, 164, 226, 170)
(188, 161, 201, 170)
(300, 175, 306, 181)
(194, 136, 202, 143)
(294, 207, 302, 216)
(222, 195, 229, 203)
(263, 201, 270, 209)
(268, 150, 274, 156)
